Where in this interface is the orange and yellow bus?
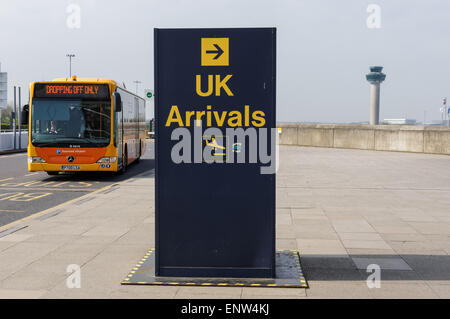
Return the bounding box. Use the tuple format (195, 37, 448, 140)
(22, 77, 146, 175)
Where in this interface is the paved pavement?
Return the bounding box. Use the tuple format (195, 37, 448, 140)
(0, 142, 154, 227)
(0, 145, 449, 299)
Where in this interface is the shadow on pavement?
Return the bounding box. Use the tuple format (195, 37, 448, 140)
(301, 254, 450, 281)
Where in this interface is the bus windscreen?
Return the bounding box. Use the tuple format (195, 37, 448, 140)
(31, 99, 111, 148)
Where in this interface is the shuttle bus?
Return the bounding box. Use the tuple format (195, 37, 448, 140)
(22, 77, 146, 175)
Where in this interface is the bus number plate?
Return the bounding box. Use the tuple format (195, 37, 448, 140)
(61, 166, 81, 171)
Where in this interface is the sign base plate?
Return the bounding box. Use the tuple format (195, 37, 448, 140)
(122, 250, 308, 288)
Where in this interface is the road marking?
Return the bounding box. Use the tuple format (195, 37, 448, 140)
(0, 183, 116, 233)
(52, 181, 70, 187)
(0, 178, 13, 183)
(0, 180, 95, 189)
(0, 153, 25, 158)
(0, 192, 52, 202)
(0, 209, 25, 213)
(0, 167, 154, 233)
(25, 173, 39, 177)
(10, 192, 53, 202)
(0, 187, 96, 192)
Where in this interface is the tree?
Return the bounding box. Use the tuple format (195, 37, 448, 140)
(1, 101, 15, 129)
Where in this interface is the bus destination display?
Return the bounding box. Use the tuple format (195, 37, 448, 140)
(34, 83, 110, 100)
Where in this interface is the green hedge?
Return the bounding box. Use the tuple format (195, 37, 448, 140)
(1, 124, 28, 130)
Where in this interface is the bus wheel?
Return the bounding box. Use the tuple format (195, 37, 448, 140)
(47, 172, 59, 176)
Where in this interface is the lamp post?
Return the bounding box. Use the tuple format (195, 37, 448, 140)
(66, 54, 76, 78)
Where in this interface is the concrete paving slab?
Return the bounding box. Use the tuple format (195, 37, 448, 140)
(293, 224, 336, 234)
(295, 231, 340, 240)
(275, 225, 295, 239)
(241, 287, 306, 298)
(276, 239, 298, 250)
(346, 248, 397, 256)
(0, 241, 18, 252)
(306, 281, 372, 299)
(29, 223, 95, 236)
(332, 220, 376, 233)
(276, 214, 292, 225)
(296, 239, 347, 255)
(73, 235, 121, 245)
(1, 146, 449, 298)
(0, 269, 67, 291)
(381, 233, 428, 242)
(292, 218, 331, 226)
(0, 289, 47, 299)
(338, 232, 383, 241)
(368, 283, 439, 299)
(409, 222, 450, 235)
(175, 287, 243, 299)
(342, 240, 392, 250)
(82, 225, 131, 237)
(23, 234, 78, 244)
(291, 208, 325, 216)
(388, 240, 448, 255)
(371, 224, 419, 234)
(0, 234, 34, 243)
(0, 242, 62, 280)
(427, 284, 450, 298)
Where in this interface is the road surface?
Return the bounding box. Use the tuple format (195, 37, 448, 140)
(0, 141, 154, 228)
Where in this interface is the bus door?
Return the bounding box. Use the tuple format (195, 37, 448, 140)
(134, 97, 139, 157)
(115, 92, 124, 169)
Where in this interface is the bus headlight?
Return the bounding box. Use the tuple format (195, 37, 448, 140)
(97, 157, 117, 163)
(28, 157, 46, 164)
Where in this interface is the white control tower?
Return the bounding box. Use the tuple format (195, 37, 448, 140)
(366, 66, 386, 125)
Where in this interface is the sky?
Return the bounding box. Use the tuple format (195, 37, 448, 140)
(0, 0, 449, 123)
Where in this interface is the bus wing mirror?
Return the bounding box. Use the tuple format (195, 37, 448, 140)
(21, 105, 29, 125)
(114, 92, 122, 112)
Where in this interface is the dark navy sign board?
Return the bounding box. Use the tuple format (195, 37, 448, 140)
(155, 28, 276, 278)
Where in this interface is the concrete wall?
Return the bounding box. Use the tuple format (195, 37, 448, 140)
(0, 132, 28, 152)
(278, 124, 450, 155)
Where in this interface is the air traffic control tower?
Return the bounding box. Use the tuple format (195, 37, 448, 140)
(366, 66, 386, 125)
